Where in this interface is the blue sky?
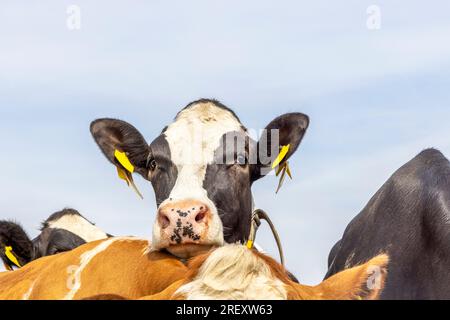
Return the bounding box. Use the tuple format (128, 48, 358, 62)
(1, 1, 450, 283)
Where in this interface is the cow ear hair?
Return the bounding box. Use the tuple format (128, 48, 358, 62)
(90, 118, 150, 179)
(313, 254, 389, 300)
(252, 113, 309, 181)
(0, 221, 33, 268)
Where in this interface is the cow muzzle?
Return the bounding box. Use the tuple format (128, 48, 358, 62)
(151, 199, 224, 258)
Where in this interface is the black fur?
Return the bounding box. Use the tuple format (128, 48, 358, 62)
(0, 221, 33, 268)
(148, 135, 177, 207)
(33, 228, 86, 257)
(1, 208, 103, 269)
(253, 112, 309, 181)
(326, 149, 450, 299)
(90, 118, 151, 179)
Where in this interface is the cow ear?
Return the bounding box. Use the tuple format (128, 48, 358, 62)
(252, 113, 309, 181)
(90, 118, 150, 178)
(313, 254, 389, 300)
(0, 221, 33, 269)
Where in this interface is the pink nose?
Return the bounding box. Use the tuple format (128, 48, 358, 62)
(157, 200, 210, 245)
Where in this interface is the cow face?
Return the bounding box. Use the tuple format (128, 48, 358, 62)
(91, 99, 309, 258)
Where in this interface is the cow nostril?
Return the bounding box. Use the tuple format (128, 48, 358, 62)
(158, 213, 170, 229)
(195, 211, 206, 223)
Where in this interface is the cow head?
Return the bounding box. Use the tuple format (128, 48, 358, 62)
(34, 208, 108, 257)
(0, 208, 108, 270)
(91, 99, 309, 258)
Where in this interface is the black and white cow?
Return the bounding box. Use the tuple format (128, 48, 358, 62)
(0, 208, 108, 270)
(90, 99, 309, 258)
(326, 148, 450, 299)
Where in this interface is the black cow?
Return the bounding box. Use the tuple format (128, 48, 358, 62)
(0, 208, 108, 270)
(91, 99, 309, 259)
(326, 148, 450, 299)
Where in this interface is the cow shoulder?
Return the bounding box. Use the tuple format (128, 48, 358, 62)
(325, 149, 450, 299)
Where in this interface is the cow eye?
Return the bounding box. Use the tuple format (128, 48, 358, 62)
(236, 155, 247, 166)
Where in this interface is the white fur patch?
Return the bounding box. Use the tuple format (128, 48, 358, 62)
(165, 101, 243, 199)
(152, 102, 245, 249)
(63, 237, 135, 300)
(47, 214, 108, 242)
(22, 280, 37, 300)
(175, 244, 287, 300)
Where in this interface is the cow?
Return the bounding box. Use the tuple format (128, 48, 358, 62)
(325, 148, 450, 300)
(0, 99, 312, 299)
(0, 208, 108, 270)
(140, 244, 388, 300)
(90, 99, 309, 259)
(0, 238, 388, 300)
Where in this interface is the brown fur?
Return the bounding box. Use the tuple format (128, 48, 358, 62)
(137, 248, 389, 300)
(254, 250, 388, 300)
(0, 238, 188, 300)
(0, 239, 388, 300)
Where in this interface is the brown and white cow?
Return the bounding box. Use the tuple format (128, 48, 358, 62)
(0, 238, 388, 300)
(90, 99, 309, 259)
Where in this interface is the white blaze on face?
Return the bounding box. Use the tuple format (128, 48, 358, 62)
(153, 101, 245, 248)
(46, 214, 108, 242)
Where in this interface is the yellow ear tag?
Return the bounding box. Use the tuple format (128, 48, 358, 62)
(285, 162, 292, 179)
(272, 145, 293, 193)
(246, 240, 254, 249)
(275, 161, 293, 194)
(114, 150, 143, 199)
(5, 246, 21, 268)
(272, 144, 290, 169)
(114, 150, 135, 173)
(116, 166, 129, 185)
(116, 166, 144, 200)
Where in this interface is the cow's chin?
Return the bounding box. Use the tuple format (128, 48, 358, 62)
(166, 244, 216, 259)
